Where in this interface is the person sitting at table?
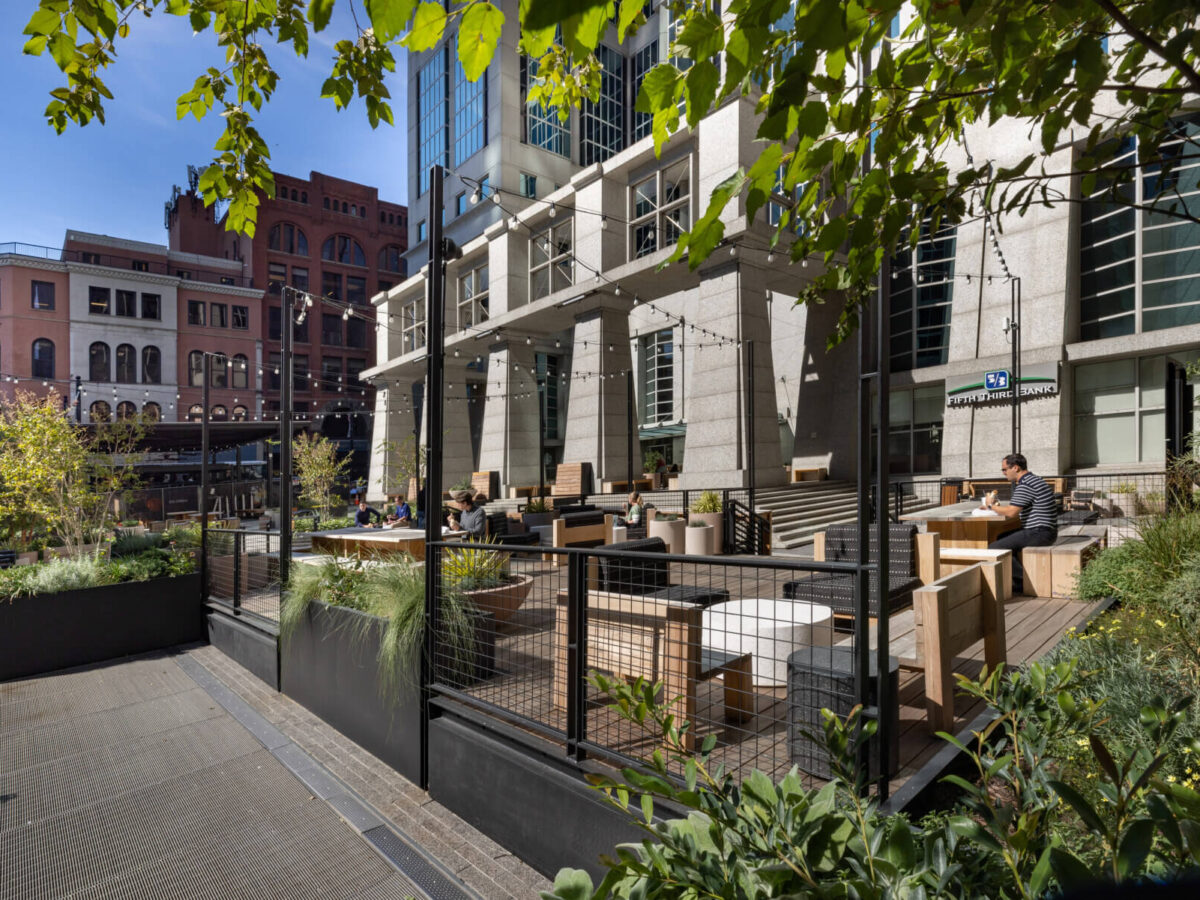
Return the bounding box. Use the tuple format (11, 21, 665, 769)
(984, 453, 1058, 595)
(447, 489, 486, 539)
(389, 496, 412, 526)
(617, 491, 643, 527)
(354, 498, 383, 528)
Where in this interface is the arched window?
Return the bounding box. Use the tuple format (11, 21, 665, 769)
(321, 235, 366, 266)
(187, 404, 204, 422)
(188, 351, 204, 387)
(341, 201, 348, 213)
(116, 401, 137, 420)
(210, 356, 228, 389)
(378, 245, 404, 273)
(89, 400, 111, 423)
(267, 222, 309, 256)
(142, 402, 162, 422)
(210, 405, 228, 421)
(142, 346, 161, 384)
(232, 354, 249, 389)
(89, 342, 110, 382)
(31, 338, 55, 379)
(350, 204, 357, 216)
(232, 405, 248, 422)
(115, 344, 137, 383)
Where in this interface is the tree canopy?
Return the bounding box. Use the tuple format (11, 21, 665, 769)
(22, 0, 1200, 341)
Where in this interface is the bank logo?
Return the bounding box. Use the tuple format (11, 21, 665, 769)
(985, 370, 1010, 392)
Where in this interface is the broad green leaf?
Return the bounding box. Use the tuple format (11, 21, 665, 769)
(561, 3, 609, 59)
(1116, 819, 1154, 878)
(1049, 847, 1093, 890)
(637, 64, 679, 113)
(306, 0, 335, 32)
(24, 8, 61, 37)
(1049, 780, 1109, 838)
(524, 0, 607, 31)
(617, 0, 642, 43)
(365, 0, 417, 43)
(457, 3, 504, 82)
(683, 59, 718, 129)
(404, 2, 447, 52)
(541, 867, 593, 900)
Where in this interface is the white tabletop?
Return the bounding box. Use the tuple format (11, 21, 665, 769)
(703, 598, 834, 687)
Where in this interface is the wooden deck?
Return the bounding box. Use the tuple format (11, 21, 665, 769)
(459, 555, 1102, 793)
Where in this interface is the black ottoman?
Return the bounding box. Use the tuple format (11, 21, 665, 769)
(786, 646, 899, 780)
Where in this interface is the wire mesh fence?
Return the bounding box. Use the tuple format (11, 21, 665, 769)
(204, 529, 283, 625)
(427, 539, 892, 789)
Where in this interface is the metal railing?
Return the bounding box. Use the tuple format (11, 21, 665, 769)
(203, 528, 283, 627)
(426, 540, 889, 790)
(125, 480, 266, 521)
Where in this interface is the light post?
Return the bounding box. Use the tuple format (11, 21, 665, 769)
(537, 374, 547, 500)
(1003, 277, 1023, 455)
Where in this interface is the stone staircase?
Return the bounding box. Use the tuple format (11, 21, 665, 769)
(754, 480, 938, 550)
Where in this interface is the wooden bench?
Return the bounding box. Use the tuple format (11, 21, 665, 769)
(601, 477, 654, 493)
(1022, 535, 1102, 599)
(937, 547, 1013, 603)
(551, 462, 593, 497)
(791, 467, 828, 482)
(552, 587, 754, 749)
(506, 485, 539, 499)
(471, 471, 499, 500)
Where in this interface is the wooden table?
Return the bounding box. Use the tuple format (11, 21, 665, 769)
(900, 501, 1016, 549)
(310, 527, 466, 561)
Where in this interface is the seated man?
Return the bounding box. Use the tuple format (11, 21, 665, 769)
(985, 453, 1058, 595)
(447, 489, 487, 539)
(354, 498, 383, 528)
(388, 496, 412, 526)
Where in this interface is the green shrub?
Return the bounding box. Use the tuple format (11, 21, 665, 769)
(689, 490, 722, 514)
(110, 529, 165, 558)
(0, 555, 112, 601)
(442, 543, 510, 593)
(1076, 512, 1200, 606)
(524, 497, 548, 514)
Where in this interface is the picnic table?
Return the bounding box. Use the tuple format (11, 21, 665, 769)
(899, 501, 1015, 549)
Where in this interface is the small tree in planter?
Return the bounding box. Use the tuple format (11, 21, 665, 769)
(376, 433, 426, 501)
(522, 497, 554, 529)
(442, 542, 532, 623)
(1111, 481, 1140, 518)
(293, 433, 350, 525)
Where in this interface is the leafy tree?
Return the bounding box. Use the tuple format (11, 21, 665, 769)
(377, 433, 426, 499)
(293, 431, 350, 520)
(22, 1, 1200, 340)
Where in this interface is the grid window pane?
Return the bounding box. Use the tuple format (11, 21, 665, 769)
(640, 329, 674, 425)
(522, 56, 570, 157)
(417, 49, 449, 195)
(453, 57, 487, 165)
(888, 221, 955, 371)
(580, 44, 624, 166)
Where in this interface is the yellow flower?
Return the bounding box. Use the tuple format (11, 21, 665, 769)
(1077, 738, 1089, 748)
(1156, 619, 1167, 628)
(1168, 775, 1178, 783)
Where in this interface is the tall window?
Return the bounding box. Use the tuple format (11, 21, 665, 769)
(1072, 352, 1200, 465)
(379, 245, 404, 273)
(889, 220, 956, 371)
(580, 44, 624, 165)
(521, 56, 570, 157)
(268, 262, 287, 294)
(346, 359, 366, 392)
(268, 222, 309, 255)
(267, 352, 281, 390)
(347, 316, 367, 348)
(536, 353, 560, 440)
(188, 350, 204, 387)
(142, 402, 161, 422)
(89, 342, 110, 382)
(142, 346, 161, 384)
(639, 329, 674, 425)
(872, 385, 944, 475)
(322, 356, 343, 389)
(402, 298, 426, 353)
(458, 261, 489, 329)
(1080, 117, 1200, 339)
(115, 290, 137, 317)
(210, 356, 228, 389)
(232, 354, 249, 389)
(30, 281, 55, 310)
(115, 344, 137, 383)
(210, 303, 228, 328)
(292, 267, 309, 292)
(322, 313, 343, 346)
(90, 401, 112, 423)
(417, 48, 449, 195)
(322, 271, 343, 301)
(268, 306, 281, 340)
(321, 235, 366, 266)
(630, 158, 691, 258)
(631, 41, 659, 142)
(187, 300, 205, 326)
(31, 338, 55, 380)
(89, 286, 110, 315)
(453, 56, 487, 164)
(293, 354, 309, 391)
(232, 305, 249, 329)
(116, 401, 137, 420)
(347, 276, 366, 305)
(530, 219, 574, 301)
(141, 293, 161, 319)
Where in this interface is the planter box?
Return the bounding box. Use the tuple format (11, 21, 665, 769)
(685, 524, 714, 556)
(461, 574, 533, 623)
(281, 600, 495, 784)
(689, 511, 724, 554)
(0, 573, 203, 681)
(648, 518, 686, 555)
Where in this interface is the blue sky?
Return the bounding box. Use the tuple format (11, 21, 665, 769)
(0, 5, 408, 249)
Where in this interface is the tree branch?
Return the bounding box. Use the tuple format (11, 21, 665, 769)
(1092, 0, 1200, 94)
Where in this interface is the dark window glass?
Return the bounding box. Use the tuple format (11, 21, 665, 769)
(210, 303, 228, 328)
(378, 245, 404, 272)
(89, 286, 110, 315)
(31, 280, 55, 310)
(116, 401, 137, 420)
(322, 314, 343, 346)
(268, 223, 309, 256)
(295, 313, 309, 343)
(116, 290, 137, 317)
(322, 271, 343, 301)
(321, 235, 366, 266)
(188, 351, 204, 387)
(210, 357, 228, 388)
(90, 401, 112, 423)
(115, 344, 136, 383)
(268, 306, 281, 340)
(187, 300, 205, 326)
(346, 317, 367, 348)
(142, 402, 161, 422)
(142, 346, 161, 384)
(232, 354, 249, 389)
(268, 262, 287, 294)
(347, 276, 366, 305)
(131, 259, 149, 272)
(89, 342, 110, 381)
(141, 293, 161, 319)
(292, 267, 309, 292)
(322, 356, 343, 389)
(268, 352, 281, 390)
(32, 338, 55, 379)
(293, 354, 309, 391)
(232, 305, 249, 329)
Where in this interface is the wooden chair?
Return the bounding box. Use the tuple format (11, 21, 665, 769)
(547, 512, 615, 565)
(937, 546, 1013, 603)
(550, 461, 593, 498)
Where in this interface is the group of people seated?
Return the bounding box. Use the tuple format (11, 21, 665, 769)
(351, 489, 491, 540)
(351, 496, 412, 528)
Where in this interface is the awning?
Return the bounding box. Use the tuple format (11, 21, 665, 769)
(638, 422, 688, 440)
(83, 421, 306, 453)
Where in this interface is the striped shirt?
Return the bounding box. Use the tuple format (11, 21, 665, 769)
(1010, 472, 1057, 531)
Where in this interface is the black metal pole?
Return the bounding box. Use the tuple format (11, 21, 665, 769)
(626, 370, 634, 487)
(1011, 277, 1019, 454)
(745, 339, 757, 549)
(75, 375, 82, 423)
(874, 252, 892, 802)
(421, 163, 446, 791)
(538, 376, 547, 499)
(279, 290, 294, 586)
(200, 354, 210, 599)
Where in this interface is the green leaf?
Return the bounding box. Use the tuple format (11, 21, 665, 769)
(1091, 735, 1121, 783)
(524, 0, 607, 31)
(561, 3, 609, 59)
(638, 64, 680, 114)
(1030, 845, 1054, 898)
(640, 792, 654, 824)
(617, 0, 642, 43)
(405, 2, 447, 52)
(457, 3, 504, 82)
(683, 59, 718, 129)
(1050, 780, 1109, 838)
(1116, 819, 1155, 878)
(541, 867, 593, 900)
(23, 8, 61, 37)
(307, 0, 335, 32)
(365, 0, 417, 43)
(1049, 847, 1093, 890)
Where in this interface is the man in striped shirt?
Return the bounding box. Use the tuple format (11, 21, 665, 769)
(985, 453, 1058, 595)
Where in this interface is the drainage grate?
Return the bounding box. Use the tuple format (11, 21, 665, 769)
(363, 825, 476, 900)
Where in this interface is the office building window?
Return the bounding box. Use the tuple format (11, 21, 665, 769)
(529, 218, 574, 301)
(187, 300, 206, 326)
(379, 245, 404, 273)
(31, 280, 55, 310)
(402, 297, 426, 353)
(268, 306, 281, 340)
(188, 350, 204, 387)
(89, 286, 110, 315)
(639, 329, 674, 425)
(630, 157, 691, 259)
(32, 338, 55, 380)
(210, 356, 228, 389)
(458, 261, 489, 330)
(294, 312, 309, 343)
(322, 313, 343, 346)
(455, 192, 468, 216)
(232, 354, 249, 389)
(347, 276, 367, 305)
(346, 358, 366, 392)
(91, 401, 112, 423)
(116, 401, 138, 420)
(580, 44, 624, 166)
(416, 221, 427, 243)
(89, 342, 110, 382)
(142, 346, 161, 384)
(115, 344, 137, 383)
(889, 219, 956, 372)
(268, 222, 309, 256)
(322, 357, 343, 389)
(453, 55, 488, 165)
(322, 271, 343, 301)
(268, 352, 281, 390)
(141, 293, 161, 319)
(521, 56, 570, 157)
(210, 303, 228, 328)
(347, 316, 367, 348)
(631, 41, 658, 141)
(417, 48, 449, 196)
(114, 290, 137, 317)
(536, 353, 560, 439)
(232, 305, 248, 329)
(520, 173, 537, 199)
(321, 235, 366, 266)
(268, 262, 287, 294)
(1081, 117, 1200, 339)
(871, 385, 944, 475)
(292, 267, 309, 292)
(293, 354, 309, 391)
